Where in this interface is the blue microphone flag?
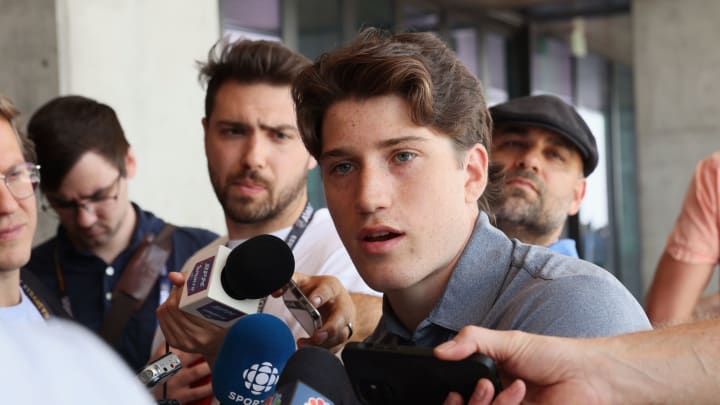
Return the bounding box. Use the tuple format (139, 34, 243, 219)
(213, 313, 296, 405)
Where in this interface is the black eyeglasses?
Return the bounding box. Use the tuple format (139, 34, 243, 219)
(1, 163, 41, 200)
(43, 174, 121, 215)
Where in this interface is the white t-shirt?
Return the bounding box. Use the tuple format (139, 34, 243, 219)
(0, 288, 46, 324)
(181, 208, 380, 340)
(0, 319, 155, 405)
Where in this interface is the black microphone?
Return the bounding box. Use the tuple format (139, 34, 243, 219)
(267, 346, 361, 405)
(222, 234, 295, 299)
(179, 234, 295, 327)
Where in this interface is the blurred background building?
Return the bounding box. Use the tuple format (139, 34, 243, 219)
(1, 0, 718, 301)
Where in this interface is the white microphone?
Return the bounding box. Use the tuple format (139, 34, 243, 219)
(179, 234, 295, 327)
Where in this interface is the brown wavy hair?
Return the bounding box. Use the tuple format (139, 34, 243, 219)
(198, 38, 311, 119)
(293, 28, 502, 221)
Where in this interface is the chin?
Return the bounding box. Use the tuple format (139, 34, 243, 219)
(0, 253, 30, 272)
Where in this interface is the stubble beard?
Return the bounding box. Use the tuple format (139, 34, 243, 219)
(215, 168, 307, 225)
(494, 174, 566, 241)
(70, 203, 128, 252)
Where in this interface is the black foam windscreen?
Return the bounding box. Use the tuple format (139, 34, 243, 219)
(221, 234, 295, 299)
(276, 346, 360, 405)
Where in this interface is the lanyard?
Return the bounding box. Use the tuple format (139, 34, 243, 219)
(53, 248, 74, 317)
(254, 201, 314, 314)
(284, 201, 315, 250)
(19, 279, 50, 320)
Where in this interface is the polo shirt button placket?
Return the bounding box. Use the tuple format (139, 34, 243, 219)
(105, 266, 115, 302)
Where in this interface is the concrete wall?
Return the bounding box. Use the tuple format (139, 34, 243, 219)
(1, 0, 227, 245)
(56, 0, 226, 237)
(634, 0, 720, 295)
(0, 0, 60, 244)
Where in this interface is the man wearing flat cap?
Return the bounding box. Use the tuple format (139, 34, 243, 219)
(490, 94, 598, 257)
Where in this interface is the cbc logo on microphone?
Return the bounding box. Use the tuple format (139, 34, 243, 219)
(243, 361, 280, 395)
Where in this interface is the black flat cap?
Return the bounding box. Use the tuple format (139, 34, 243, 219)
(489, 94, 598, 177)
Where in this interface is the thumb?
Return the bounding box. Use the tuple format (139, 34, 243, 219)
(435, 326, 522, 363)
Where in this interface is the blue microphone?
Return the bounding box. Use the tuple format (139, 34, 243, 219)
(212, 313, 296, 405)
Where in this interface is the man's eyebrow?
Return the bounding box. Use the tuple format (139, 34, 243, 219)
(495, 125, 529, 136)
(548, 135, 576, 151)
(49, 181, 115, 201)
(214, 119, 250, 127)
(378, 135, 429, 148)
(320, 135, 429, 161)
(258, 122, 298, 132)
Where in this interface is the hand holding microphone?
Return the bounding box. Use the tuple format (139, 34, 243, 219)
(159, 234, 353, 357)
(158, 235, 295, 355)
(157, 271, 228, 356)
(180, 234, 295, 327)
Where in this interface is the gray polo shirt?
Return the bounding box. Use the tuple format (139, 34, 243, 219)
(367, 212, 651, 347)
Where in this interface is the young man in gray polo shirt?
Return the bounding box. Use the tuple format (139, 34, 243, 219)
(292, 28, 650, 347)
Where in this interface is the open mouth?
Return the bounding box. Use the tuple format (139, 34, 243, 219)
(363, 231, 400, 242)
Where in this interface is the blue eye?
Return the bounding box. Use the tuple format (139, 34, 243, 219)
(274, 131, 289, 140)
(331, 162, 354, 175)
(221, 126, 246, 136)
(395, 151, 416, 163)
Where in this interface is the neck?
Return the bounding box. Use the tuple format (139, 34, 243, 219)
(226, 194, 308, 240)
(496, 220, 562, 247)
(386, 277, 449, 333)
(386, 210, 477, 332)
(0, 269, 21, 307)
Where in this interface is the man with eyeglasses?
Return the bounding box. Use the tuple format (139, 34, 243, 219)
(0, 94, 68, 322)
(23, 95, 218, 377)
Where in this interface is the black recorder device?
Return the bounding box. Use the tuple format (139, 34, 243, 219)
(342, 342, 502, 404)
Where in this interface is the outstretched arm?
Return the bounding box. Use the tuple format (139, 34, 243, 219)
(435, 320, 720, 405)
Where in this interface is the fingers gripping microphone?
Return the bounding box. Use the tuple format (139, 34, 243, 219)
(213, 313, 296, 405)
(267, 346, 361, 405)
(180, 234, 295, 327)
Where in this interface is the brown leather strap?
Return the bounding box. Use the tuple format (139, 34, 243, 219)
(100, 223, 176, 347)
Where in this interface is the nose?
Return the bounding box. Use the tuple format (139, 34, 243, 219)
(74, 203, 98, 228)
(516, 148, 541, 173)
(0, 182, 20, 214)
(242, 133, 268, 169)
(355, 165, 390, 214)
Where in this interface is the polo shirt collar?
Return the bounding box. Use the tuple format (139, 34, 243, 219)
(378, 212, 515, 341)
(429, 212, 514, 332)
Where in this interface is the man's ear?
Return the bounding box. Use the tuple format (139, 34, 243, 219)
(202, 117, 209, 138)
(125, 147, 137, 179)
(307, 156, 318, 171)
(567, 177, 587, 216)
(464, 143, 488, 203)
(202, 117, 211, 158)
